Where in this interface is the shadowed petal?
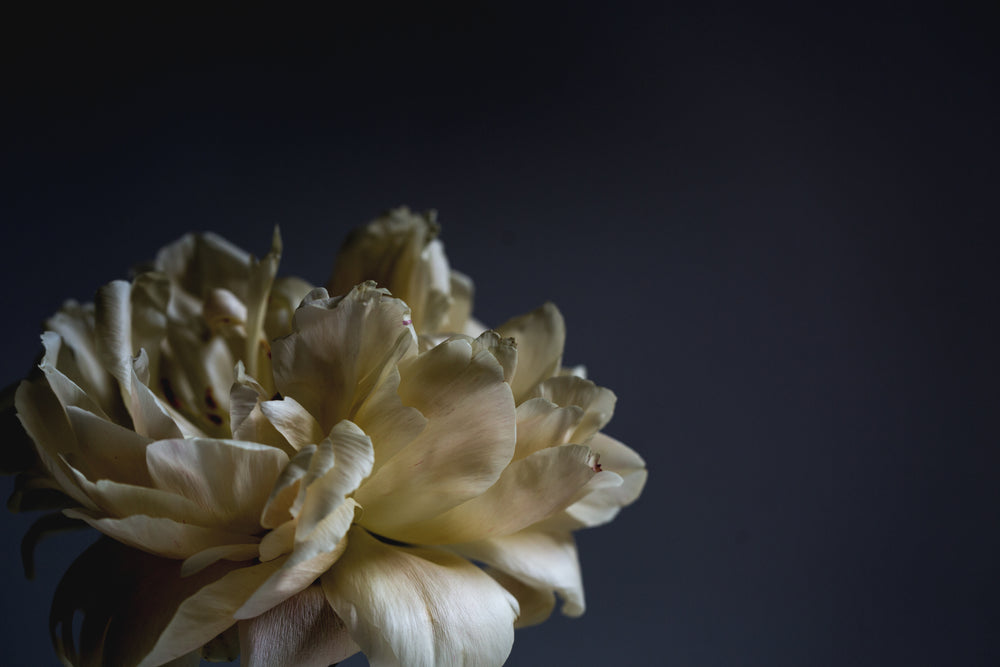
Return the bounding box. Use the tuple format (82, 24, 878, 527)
(452, 530, 585, 622)
(238, 586, 360, 667)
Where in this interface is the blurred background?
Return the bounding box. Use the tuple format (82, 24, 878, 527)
(1, 3, 996, 665)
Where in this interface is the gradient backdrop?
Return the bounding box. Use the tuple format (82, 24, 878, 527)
(2, 4, 996, 666)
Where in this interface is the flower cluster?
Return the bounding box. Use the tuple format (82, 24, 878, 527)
(3, 208, 646, 666)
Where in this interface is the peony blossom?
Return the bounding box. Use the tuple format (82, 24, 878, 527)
(4, 208, 646, 666)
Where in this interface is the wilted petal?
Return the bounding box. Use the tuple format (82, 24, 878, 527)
(321, 527, 518, 667)
(356, 337, 516, 532)
(497, 302, 566, 403)
(271, 284, 416, 432)
(383, 444, 597, 545)
(146, 438, 288, 533)
(452, 530, 585, 622)
(238, 586, 360, 667)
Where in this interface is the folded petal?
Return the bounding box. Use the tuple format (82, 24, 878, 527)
(539, 433, 648, 530)
(321, 527, 518, 667)
(146, 438, 288, 533)
(235, 499, 356, 619)
(63, 509, 258, 560)
(355, 337, 516, 532)
(512, 397, 583, 461)
(497, 302, 566, 403)
(271, 284, 416, 432)
(529, 375, 617, 444)
(327, 207, 452, 334)
(382, 444, 597, 545)
(260, 396, 324, 451)
(452, 530, 585, 621)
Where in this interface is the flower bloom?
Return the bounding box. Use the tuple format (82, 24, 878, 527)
(5, 208, 646, 666)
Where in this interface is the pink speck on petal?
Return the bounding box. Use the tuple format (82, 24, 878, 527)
(402, 319, 412, 326)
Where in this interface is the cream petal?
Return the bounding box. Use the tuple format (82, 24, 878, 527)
(321, 527, 518, 667)
(63, 509, 257, 559)
(65, 405, 152, 486)
(146, 438, 288, 533)
(95, 280, 137, 388)
(497, 302, 566, 402)
(243, 226, 282, 382)
(260, 396, 324, 451)
(154, 231, 252, 300)
(38, 331, 109, 419)
(452, 530, 585, 621)
(14, 378, 95, 510)
(264, 275, 315, 340)
(138, 558, 285, 667)
(65, 468, 216, 527)
(260, 446, 315, 529)
(540, 433, 647, 530)
(439, 270, 474, 335)
(513, 397, 584, 460)
(327, 207, 448, 333)
(258, 518, 296, 561)
(127, 356, 186, 441)
(238, 586, 360, 667)
(271, 284, 416, 432)
(471, 330, 517, 384)
(382, 444, 597, 545)
(486, 568, 556, 629)
(352, 363, 427, 472)
(235, 499, 356, 619)
(239, 424, 374, 616)
(181, 543, 261, 577)
(230, 364, 292, 454)
(530, 375, 617, 444)
(355, 337, 516, 532)
(295, 422, 374, 542)
(45, 300, 119, 416)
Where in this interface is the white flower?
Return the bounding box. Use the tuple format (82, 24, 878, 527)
(7, 214, 646, 667)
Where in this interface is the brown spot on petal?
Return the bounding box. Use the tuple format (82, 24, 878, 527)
(160, 377, 182, 409)
(207, 414, 223, 426)
(204, 387, 218, 410)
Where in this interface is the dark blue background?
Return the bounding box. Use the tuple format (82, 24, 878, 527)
(2, 3, 996, 665)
